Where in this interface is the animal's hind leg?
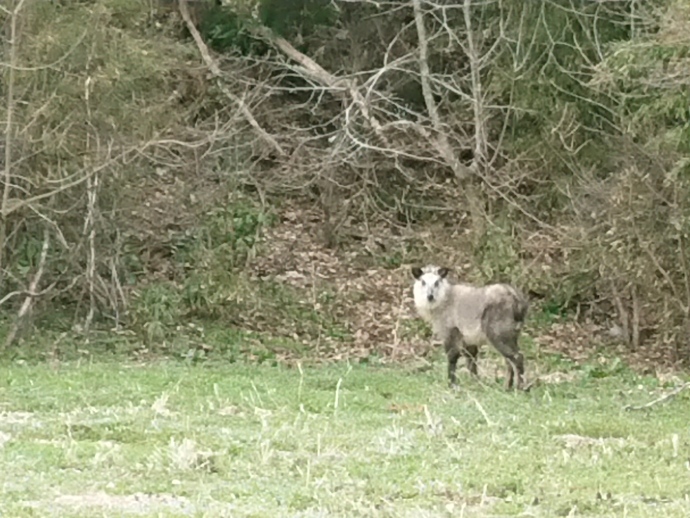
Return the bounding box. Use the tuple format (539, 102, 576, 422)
(444, 328, 462, 387)
(488, 335, 523, 390)
(483, 307, 525, 391)
(502, 351, 524, 390)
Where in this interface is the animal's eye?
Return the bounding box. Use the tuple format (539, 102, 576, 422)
(421, 280, 426, 287)
(434, 279, 440, 287)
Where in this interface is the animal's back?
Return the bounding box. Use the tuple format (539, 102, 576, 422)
(450, 282, 527, 345)
(492, 283, 529, 324)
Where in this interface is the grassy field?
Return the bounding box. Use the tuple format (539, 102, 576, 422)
(1, 355, 690, 517)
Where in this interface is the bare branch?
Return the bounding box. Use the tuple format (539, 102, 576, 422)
(0, 0, 27, 288)
(267, 32, 396, 151)
(177, 0, 286, 157)
(4, 227, 50, 349)
(412, 0, 469, 180)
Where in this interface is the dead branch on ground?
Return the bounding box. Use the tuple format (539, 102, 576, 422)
(624, 382, 690, 411)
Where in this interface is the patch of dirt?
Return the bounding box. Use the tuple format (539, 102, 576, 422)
(249, 203, 430, 362)
(31, 492, 196, 515)
(246, 202, 684, 373)
(534, 320, 684, 373)
(535, 371, 582, 385)
(0, 411, 35, 425)
(534, 321, 606, 363)
(555, 434, 642, 450)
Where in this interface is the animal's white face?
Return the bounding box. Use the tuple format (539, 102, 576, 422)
(412, 265, 451, 312)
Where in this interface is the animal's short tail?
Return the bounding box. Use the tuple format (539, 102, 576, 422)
(514, 294, 529, 323)
(481, 284, 529, 330)
(508, 286, 529, 325)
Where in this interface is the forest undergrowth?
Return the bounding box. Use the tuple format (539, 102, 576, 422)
(1, 0, 690, 377)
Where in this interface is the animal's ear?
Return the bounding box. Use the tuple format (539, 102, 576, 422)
(438, 267, 450, 278)
(411, 267, 423, 279)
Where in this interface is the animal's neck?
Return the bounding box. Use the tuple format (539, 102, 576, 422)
(416, 294, 451, 321)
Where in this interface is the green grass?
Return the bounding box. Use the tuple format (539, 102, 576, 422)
(1, 358, 690, 517)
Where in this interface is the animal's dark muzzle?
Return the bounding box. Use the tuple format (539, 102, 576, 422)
(427, 294, 434, 302)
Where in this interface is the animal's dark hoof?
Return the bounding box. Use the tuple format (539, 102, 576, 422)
(520, 380, 536, 392)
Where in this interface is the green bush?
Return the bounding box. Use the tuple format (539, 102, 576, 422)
(129, 282, 183, 344)
(258, 0, 337, 39)
(198, 5, 267, 55)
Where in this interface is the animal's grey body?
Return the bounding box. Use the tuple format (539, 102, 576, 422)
(411, 265, 528, 390)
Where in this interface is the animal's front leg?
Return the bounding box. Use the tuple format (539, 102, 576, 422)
(444, 328, 462, 388)
(462, 344, 479, 376)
